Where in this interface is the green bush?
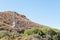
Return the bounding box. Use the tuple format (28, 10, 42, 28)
(24, 27, 60, 40)
(39, 27, 57, 36)
(0, 27, 60, 40)
(10, 31, 21, 39)
(0, 30, 21, 39)
(24, 28, 43, 36)
(52, 35, 58, 40)
(0, 30, 11, 38)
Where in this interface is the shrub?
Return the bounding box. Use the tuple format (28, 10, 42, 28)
(0, 36, 12, 40)
(52, 35, 58, 40)
(0, 30, 11, 38)
(24, 28, 43, 36)
(39, 27, 57, 36)
(10, 31, 21, 39)
(0, 30, 21, 39)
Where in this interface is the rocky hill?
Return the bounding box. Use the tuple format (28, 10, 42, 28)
(0, 11, 60, 40)
(0, 11, 43, 31)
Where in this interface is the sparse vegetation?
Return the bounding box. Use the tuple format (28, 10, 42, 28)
(0, 27, 59, 40)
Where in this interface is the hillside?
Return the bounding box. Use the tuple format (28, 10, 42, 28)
(0, 11, 43, 31)
(0, 11, 60, 40)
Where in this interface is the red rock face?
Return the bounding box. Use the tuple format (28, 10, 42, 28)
(0, 11, 43, 31)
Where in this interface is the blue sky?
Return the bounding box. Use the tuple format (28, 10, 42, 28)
(0, 0, 60, 29)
